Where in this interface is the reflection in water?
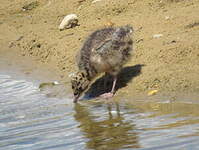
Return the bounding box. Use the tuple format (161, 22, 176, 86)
(74, 102, 140, 149)
(1, 73, 199, 150)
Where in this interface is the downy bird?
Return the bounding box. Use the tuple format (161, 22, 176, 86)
(71, 25, 133, 102)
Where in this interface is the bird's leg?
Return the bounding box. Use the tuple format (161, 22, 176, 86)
(100, 76, 117, 99)
(111, 76, 117, 93)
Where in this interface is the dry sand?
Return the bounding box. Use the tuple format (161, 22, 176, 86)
(0, 0, 199, 100)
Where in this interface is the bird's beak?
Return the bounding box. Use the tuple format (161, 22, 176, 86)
(73, 94, 80, 103)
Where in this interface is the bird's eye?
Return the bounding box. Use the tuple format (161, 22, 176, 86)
(78, 87, 83, 91)
(72, 86, 74, 89)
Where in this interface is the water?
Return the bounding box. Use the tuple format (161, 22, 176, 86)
(0, 73, 199, 150)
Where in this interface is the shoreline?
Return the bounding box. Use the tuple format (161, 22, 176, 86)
(0, 47, 198, 103)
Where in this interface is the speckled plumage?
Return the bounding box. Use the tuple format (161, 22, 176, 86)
(71, 25, 134, 102)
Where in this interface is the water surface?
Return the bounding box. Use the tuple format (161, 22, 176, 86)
(0, 73, 199, 150)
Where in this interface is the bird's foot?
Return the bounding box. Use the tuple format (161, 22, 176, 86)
(100, 92, 114, 99)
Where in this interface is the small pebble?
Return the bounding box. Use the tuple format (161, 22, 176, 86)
(153, 34, 163, 38)
(92, 0, 102, 3)
(148, 90, 158, 96)
(16, 36, 23, 41)
(59, 14, 78, 30)
(165, 16, 170, 20)
(53, 81, 59, 85)
(104, 21, 115, 27)
(78, 0, 86, 3)
(136, 38, 144, 43)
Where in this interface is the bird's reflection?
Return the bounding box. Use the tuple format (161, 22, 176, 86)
(74, 102, 140, 149)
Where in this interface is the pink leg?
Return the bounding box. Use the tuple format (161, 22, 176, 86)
(111, 76, 117, 93)
(100, 76, 117, 99)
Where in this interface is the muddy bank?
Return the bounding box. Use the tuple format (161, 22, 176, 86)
(0, 0, 199, 100)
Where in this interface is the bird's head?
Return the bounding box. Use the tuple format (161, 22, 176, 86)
(113, 25, 133, 42)
(71, 71, 90, 103)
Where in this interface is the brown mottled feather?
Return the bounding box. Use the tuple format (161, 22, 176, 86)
(72, 25, 133, 102)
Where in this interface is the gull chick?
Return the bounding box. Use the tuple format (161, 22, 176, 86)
(71, 25, 134, 102)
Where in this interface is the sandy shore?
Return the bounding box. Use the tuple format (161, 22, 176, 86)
(0, 0, 199, 100)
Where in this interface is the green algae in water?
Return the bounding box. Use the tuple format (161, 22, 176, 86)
(39, 82, 57, 90)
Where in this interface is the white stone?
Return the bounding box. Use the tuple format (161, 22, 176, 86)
(53, 81, 59, 85)
(92, 0, 102, 3)
(165, 16, 170, 20)
(59, 14, 78, 30)
(153, 34, 163, 38)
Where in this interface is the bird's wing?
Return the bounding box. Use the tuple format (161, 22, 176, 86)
(94, 38, 113, 54)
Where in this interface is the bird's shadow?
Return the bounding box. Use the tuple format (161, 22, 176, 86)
(84, 64, 144, 99)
